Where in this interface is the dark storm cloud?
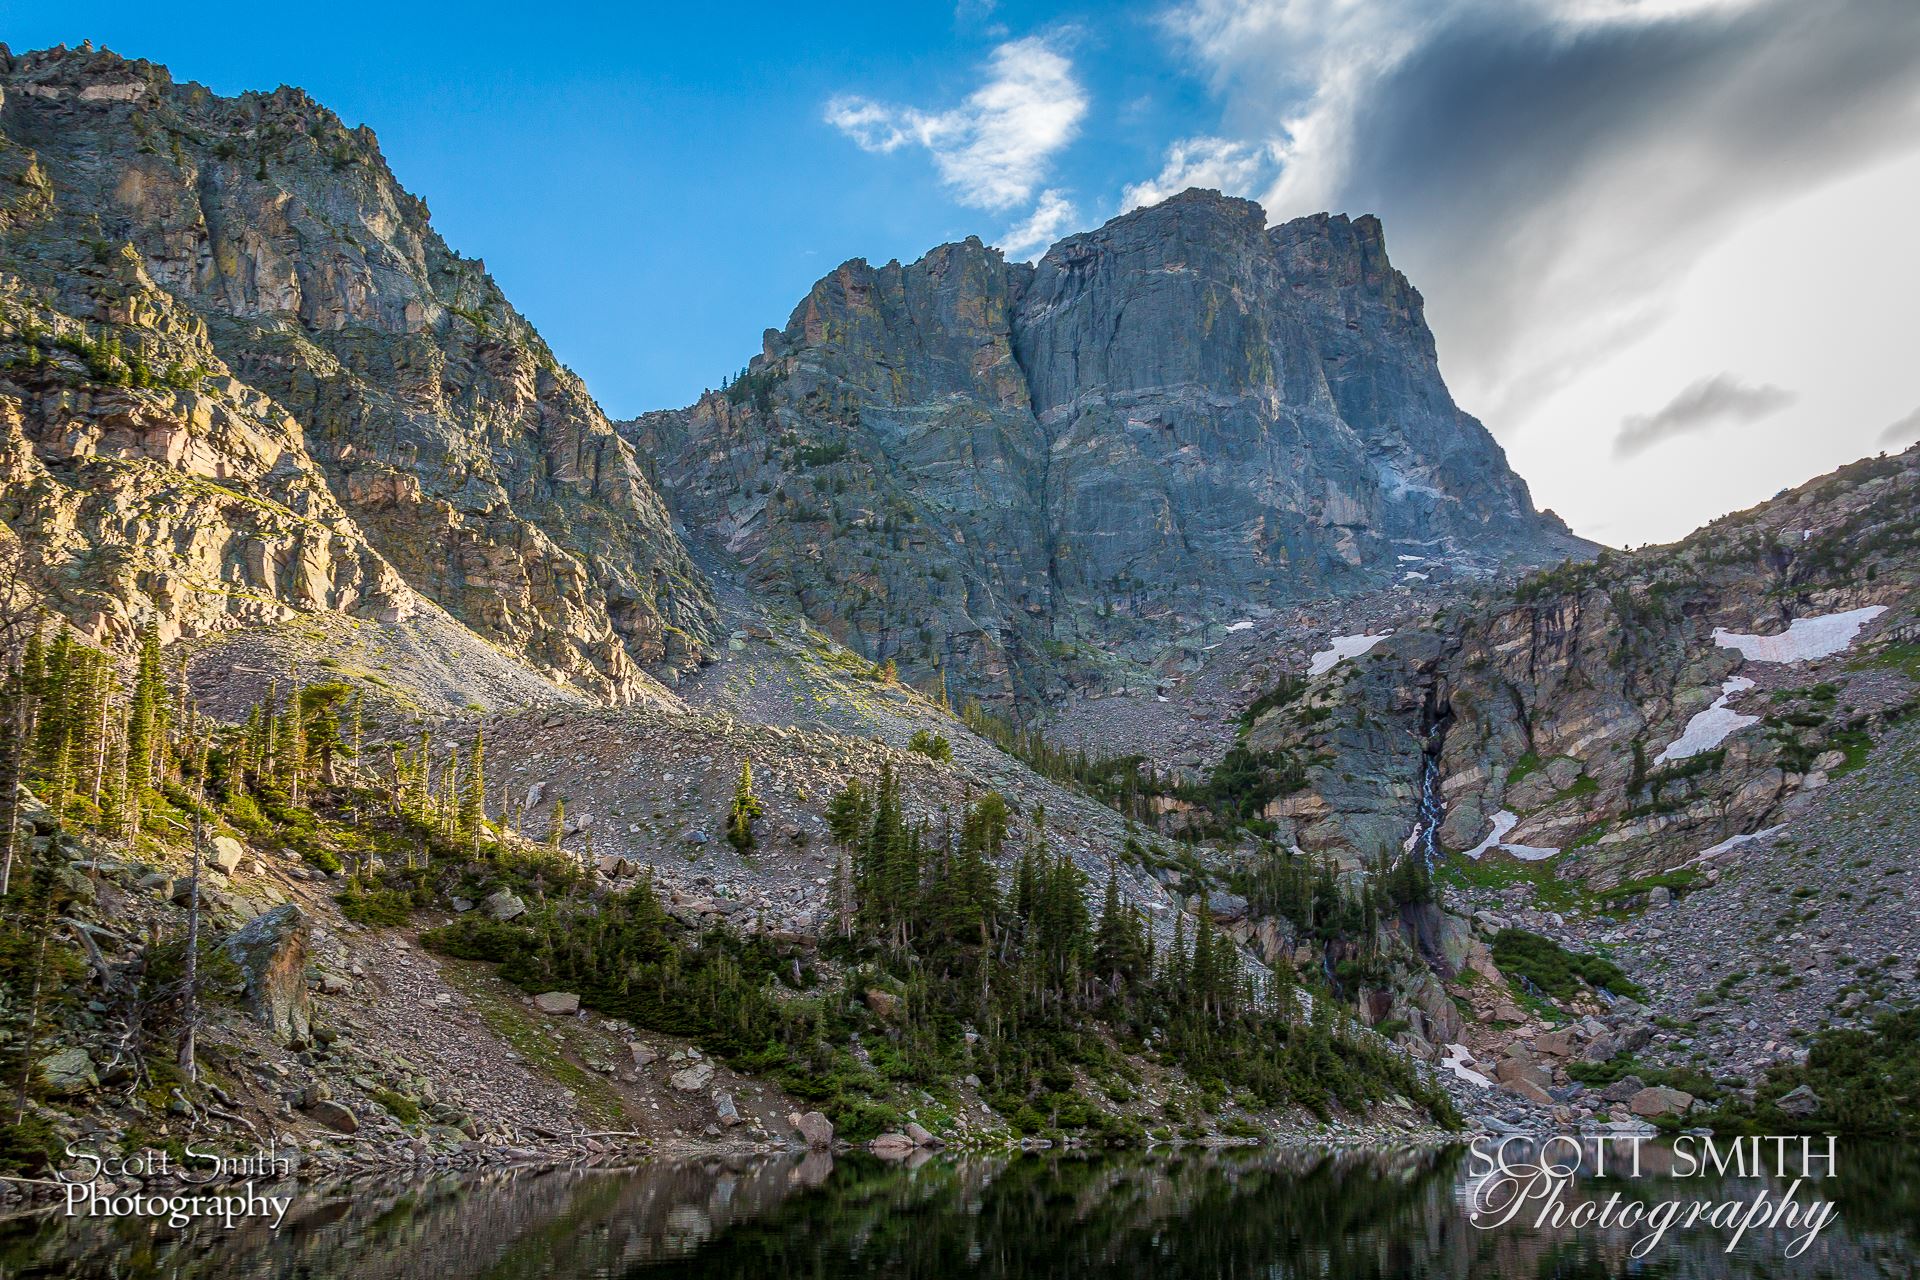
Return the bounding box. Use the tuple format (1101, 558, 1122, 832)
(1317, 0, 1920, 420)
(1614, 374, 1796, 458)
(1880, 405, 1920, 448)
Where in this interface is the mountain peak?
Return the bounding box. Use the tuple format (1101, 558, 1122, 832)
(638, 189, 1589, 706)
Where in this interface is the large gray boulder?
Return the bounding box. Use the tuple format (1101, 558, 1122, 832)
(481, 890, 526, 922)
(791, 1110, 834, 1150)
(38, 1046, 98, 1097)
(222, 903, 313, 1044)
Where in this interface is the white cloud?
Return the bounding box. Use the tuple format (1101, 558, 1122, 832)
(1120, 136, 1281, 212)
(824, 37, 1088, 213)
(1155, 0, 1920, 542)
(999, 189, 1077, 260)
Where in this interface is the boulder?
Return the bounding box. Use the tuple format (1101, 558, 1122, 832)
(1503, 1078, 1553, 1106)
(221, 904, 312, 1044)
(1616, 1023, 1655, 1054)
(37, 1046, 98, 1097)
(1495, 1058, 1552, 1090)
(307, 1100, 359, 1133)
(1581, 1035, 1622, 1064)
(905, 1121, 940, 1148)
(533, 991, 580, 1015)
(209, 835, 246, 875)
(627, 1041, 659, 1068)
(1629, 1086, 1695, 1118)
(1776, 1084, 1823, 1119)
(864, 988, 903, 1021)
(1533, 1030, 1575, 1058)
(1205, 891, 1249, 923)
(1599, 1076, 1645, 1104)
(671, 1062, 716, 1092)
(714, 1092, 744, 1127)
(869, 1132, 916, 1159)
(481, 889, 526, 921)
(791, 1110, 834, 1150)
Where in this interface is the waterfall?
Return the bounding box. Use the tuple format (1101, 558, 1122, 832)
(1408, 690, 1452, 873)
(1413, 751, 1444, 874)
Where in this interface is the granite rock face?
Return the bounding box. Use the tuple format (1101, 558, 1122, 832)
(638, 190, 1586, 704)
(0, 44, 714, 698)
(1247, 446, 1920, 886)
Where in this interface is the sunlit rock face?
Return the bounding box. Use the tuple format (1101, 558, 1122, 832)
(0, 43, 715, 700)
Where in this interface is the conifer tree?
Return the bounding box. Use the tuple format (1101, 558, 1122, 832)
(546, 797, 567, 852)
(460, 726, 486, 852)
(726, 756, 761, 852)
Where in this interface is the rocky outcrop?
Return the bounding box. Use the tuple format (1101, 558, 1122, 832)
(221, 902, 312, 1044)
(1248, 446, 1920, 885)
(636, 190, 1587, 705)
(0, 44, 714, 697)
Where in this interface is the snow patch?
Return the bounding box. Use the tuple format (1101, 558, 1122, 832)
(1441, 1043, 1492, 1088)
(1683, 825, 1786, 867)
(1397, 554, 1427, 563)
(1713, 606, 1886, 663)
(1402, 571, 1430, 581)
(1223, 620, 1254, 633)
(1654, 677, 1757, 764)
(1462, 810, 1561, 861)
(1308, 632, 1391, 677)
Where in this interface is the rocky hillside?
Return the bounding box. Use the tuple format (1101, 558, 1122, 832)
(632, 190, 1587, 707)
(1246, 446, 1920, 886)
(0, 43, 715, 700)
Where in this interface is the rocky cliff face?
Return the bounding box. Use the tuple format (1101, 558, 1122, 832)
(1249, 446, 1920, 886)
(0, 44, 714, 697)
(637, 190, 1586, 706)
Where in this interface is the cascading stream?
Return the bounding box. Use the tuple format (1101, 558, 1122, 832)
(1408, 690, 1453, 873)
(1413, 751, 1444, 874)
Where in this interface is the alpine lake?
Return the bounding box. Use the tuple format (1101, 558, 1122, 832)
(2, 1138, 1916, 1279)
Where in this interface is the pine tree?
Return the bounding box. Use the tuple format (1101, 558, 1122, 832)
(283, 663, 305, 805)
(460, 726, 486, 852)
(1093, 864, 1146, 995)
(546, 798, 567, 852)
(725, 756, 761, 852)
(825, 776, 869, 847)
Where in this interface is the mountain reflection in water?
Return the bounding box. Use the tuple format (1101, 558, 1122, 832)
(2, 1142, 1915, 1279)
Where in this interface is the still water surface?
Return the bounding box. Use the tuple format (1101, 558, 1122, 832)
(3, 1142, 1915, 1278)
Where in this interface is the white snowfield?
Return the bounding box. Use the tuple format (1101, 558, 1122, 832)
(1441, 1043, 1492, 1088)
(1307, 632, 1391, 676)
(1681, 825, 1786, 869)
(1654, 677, 1758, 764)
(1713, 606, 1886, 663)
(1224, 620, 1255, 633)
(1461, 810, 1562, 861)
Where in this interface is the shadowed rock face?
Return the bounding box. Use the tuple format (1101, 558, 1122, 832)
(0, 44, 714, 699)
(638, 190, 1587, 706)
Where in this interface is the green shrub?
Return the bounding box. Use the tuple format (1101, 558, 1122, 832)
(1491, 928, 1643, 1001)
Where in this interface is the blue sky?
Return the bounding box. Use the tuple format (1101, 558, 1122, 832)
(5, 1, 1918, 545)
(3, 1, 1204, 414)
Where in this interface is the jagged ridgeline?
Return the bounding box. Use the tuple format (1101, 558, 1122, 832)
(631, 191, 1590, 707)
(0, 44, 716, 701)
